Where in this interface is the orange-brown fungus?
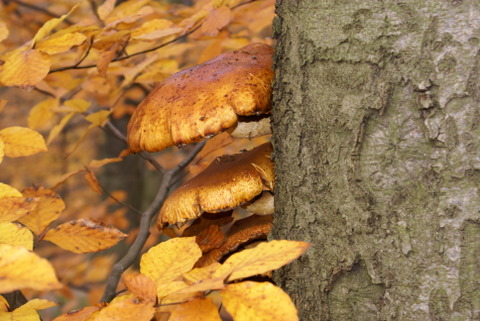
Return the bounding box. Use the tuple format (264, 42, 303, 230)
(127, 43, 274, 153)
(195, 214, 273, 268)
(157, 142, 274, 228)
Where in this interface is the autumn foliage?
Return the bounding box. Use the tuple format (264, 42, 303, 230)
(0, 0, 308, 320)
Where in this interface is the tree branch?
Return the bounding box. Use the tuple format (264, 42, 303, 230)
(7, 0, 74, 25)
(100, 141, 205, 303)
(103, 120, 165, 173)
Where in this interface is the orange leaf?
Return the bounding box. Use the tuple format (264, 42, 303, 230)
(0, 296, 8, 312)
(96, 297, 154, 321)
(22, 299, 57, 310)
(221, 281, 298, 321)
(215, 240, 310, 282)
(169, 298, 221, 321)
(18, 186, 65, 235)
(0, 126, 47, 157)
(84, 171, 102, 194)
(0, 49, 51, 87)
(123, 273, 156, 302)
(0, 197, 37, 223)
(43, 218, 127, 254)
(0, 22, 8, 42)
(97, 0, 117, 21)
(140, 237, 202, 285)
(201, 7, 232, 36)
(0, 244, 61, 292)
(52, 305, 101, 321)
(47, 112, 74, 145)
(88, 157, 123, 168)
(0, 139, 3, 165)
(0, 99, 6, 113)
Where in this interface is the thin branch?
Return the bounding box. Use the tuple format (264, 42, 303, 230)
(84, 167, 143, 216)
(100, 141, 205, 303)
(8, 0, 74, 25)
(103, 120, 165, 173)
(49, 25, 200, 74)
(231, 0, 258, 9)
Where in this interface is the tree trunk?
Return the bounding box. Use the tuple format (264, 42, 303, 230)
(271, 1, 480, 320)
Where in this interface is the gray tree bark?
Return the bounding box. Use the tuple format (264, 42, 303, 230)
(271, 1, 480, 320)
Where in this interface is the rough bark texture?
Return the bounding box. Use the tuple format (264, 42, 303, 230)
(271, 1, 480, 320)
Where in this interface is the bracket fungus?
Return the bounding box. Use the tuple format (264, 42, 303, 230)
(127, 43, 274, 153)
(157, 142, 274, 228)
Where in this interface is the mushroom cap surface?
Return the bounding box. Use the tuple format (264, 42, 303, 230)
(127, 43, 274, 153)
(158, 142, 274, 228)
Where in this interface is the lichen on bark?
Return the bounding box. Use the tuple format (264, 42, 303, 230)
(272, 1, 480, 320)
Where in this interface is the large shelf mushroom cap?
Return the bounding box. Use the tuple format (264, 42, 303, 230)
(157, 142, 274, 228)
(127, 43, 274, 153)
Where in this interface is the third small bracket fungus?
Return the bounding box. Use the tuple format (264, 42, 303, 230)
(127, 43, 274, 153)
(157, 143, 274, 228)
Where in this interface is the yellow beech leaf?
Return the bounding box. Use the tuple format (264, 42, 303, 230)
(221, 282, 299, 321)
(0, 244, 61, 292)
(155, 280, 189, 299)
(97, 0, 117, 21)
(36, 32, 86, 55)
(18, 186, 65, 235)
(52, 306, 101, 321)
(0, 296, 9, 312)
(175, 263, 225, 294)
(64, 98, 90, 113)
(95, 297, 154, 321)
(0, 306, 40, 321)
(28, 98, 58, 130)
(0, 139, 3, 164)
(0, 197, 37, 223)
(216, 240, 310, 282)
(169, 298, 221, 321)
(0, 126, 47, 157)
(22, 299, 56, 310)
(43, 218, 127, 254)
(123, 273, 156, 302)
(32, 4, 79, 44)
(88, 157, 123, 168)
(0, 183, 22, 198)
(0, 49, 51, 87)
(0, 222, 34, 250)
(131, 19, 173, 38)
(47, 112, 74, 145)
(0, 22, 8, 42)
(140, 237, 202, 284)
(85, 110, 111, 126)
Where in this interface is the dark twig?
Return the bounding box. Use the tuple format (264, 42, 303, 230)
(49, 25, 201, 74)
(84, 167, 143, 216)
(100, 141, 205, 303)
(8, 0, 74, 25)
(103, 120, 165, 173)
(231, 0, 258, 9)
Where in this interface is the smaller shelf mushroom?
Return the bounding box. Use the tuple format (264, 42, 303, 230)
(157, 142, 274, 228)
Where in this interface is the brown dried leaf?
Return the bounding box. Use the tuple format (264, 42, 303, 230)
(44, 218, 127, 254)
(201, 7, 232, 36)
(196, 214, 272, 267)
